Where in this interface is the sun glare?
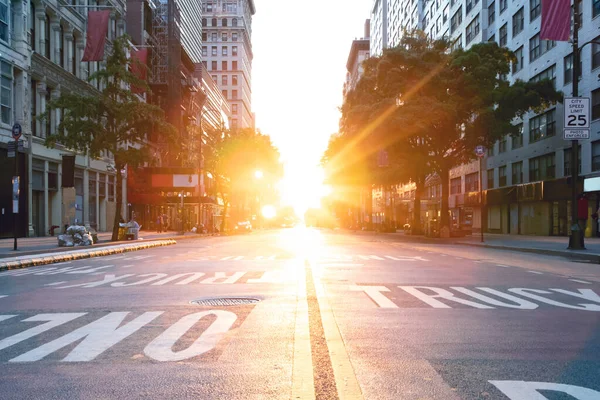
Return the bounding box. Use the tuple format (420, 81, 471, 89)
(280, 165, 330, 218)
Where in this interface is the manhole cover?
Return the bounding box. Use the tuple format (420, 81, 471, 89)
(190, 297, 260, 306)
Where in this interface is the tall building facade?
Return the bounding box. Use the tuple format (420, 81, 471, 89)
(201, 0, 256, 130)
(0, 0, 128, 238)
(370, 0, 600, 236)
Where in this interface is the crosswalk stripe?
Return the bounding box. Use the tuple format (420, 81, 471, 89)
(233, 256, 244, 261)
(0, 295, 7, 299)
(527, 271, 543, 275)
(221, 256, 234, 260)
(369, 255, 385, 260)
(268, 255, 276, 260)
(385, 256, 400, 260)
(569, 279, 592, 284)
(357, 255, 370, 260)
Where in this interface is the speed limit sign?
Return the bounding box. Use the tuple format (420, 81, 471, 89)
(564, 97, 590, 129)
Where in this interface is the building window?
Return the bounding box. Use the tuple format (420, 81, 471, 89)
(564, 146, 581, 176)
(202, 61, 208, 70)
(465, 172, 479, 192)
(594, 0, 600, 18)
(529, 153, 555, 181)
(500, 0, 507, 13)
(593, 141, 600, 171)
(499, 136, 507, 153)
(232, 75, 238, 85)
(222, 46, 228, 56)
(452, 35, 462, 51)
(529, 109, 556, 142)
(593, 37, 600, 70)
(211, 18, 217, 27)
(212, 75, 217, 82)
(443, 5, 449, 23)
(232, 18, 238, 27)
(211, 46, 217, 56)
(232, 104, 238, 115)
(1, 61, 12, 124)
(593, 89, 600, 120)
(232, 32, 238, 41)
(512, 162, 523, 184)
(232, 119, 237, 129)
(512, 123, 523, 149)
(530, 0, 541, 21)
(451, 7, 462, 33)
(205, 1, 213, 12)
(222, 32, 228, 41)
(211, 32, 217, 41)
(450, 177, 462, 194)
(222, 89, 227, 99)
(465, 14, 480, 44)
(499, 166, 507, 187)
(488, 1, 495, 24)
(232, 90, 238, 99)
(488, 34, 495, 43)
(530, 33, 556, 62)
(222, 61, 227, 70)
(499, 24, 507, 47)
(0, 0, 9, 43)
(512, 7, 524, 37)
(202, 32, 207, 41)
(512, 46, 524, 73)
(222, 75, 227, 85)
(222, 18, 228, 27)
(202, 18, 207, 27)
(564, 53, 582, 84)
(487, 169, 494, 189)
(30, 79, 37, 136)
(211, 61, 217, 70)
(223, 2, 236, 12)
(232, 46, 238, 56)
(202, 46, 207, 57)
(232, 60, 238, 70)
(530, 64, 556, 88)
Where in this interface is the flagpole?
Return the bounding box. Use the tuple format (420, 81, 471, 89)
(569, 0, 584, 249)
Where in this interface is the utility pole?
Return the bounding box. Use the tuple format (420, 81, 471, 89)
(569, 0, 584, 250)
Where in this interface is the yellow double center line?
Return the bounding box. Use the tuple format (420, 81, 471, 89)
(292, 259, 363, 399)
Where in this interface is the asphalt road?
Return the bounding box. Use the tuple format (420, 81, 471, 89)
(1, 227, 599, 399)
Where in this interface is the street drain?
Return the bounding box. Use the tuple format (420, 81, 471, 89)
(190, 297, 260, 306)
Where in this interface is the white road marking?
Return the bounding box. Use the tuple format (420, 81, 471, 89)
(320, 263, 364, 267)
(103, 256, 125, 261)
(490, 380, 600, 399)
(51, 262, 72, 266)
(220, 256, 234, 260)
(44, 281, 67, 287)
(527, 271, 543, 275)
(112, 273, 168, 287)
(161, 256, 170, 259)
(0, 313, 86, 352)
(508, 288, 600, 311)
(255, 256, 264, 260)
(569, 279, 593, 284)
(496, 264, 511, 268)
(143, 310, 237, 362)
(0, 315, 16, 322)
(151, 273, 206, 286)
(121, 265, 135, 268)
(369, 255, 385, 260)
(233, 256, 244, 261)
(267, 255, 276, 260)
(10, 312, 163, 362)
(350, 285, 398, 308)
(0, 295, 7, 299)
(201, 271, 246, 284)
(357, 255, 370, 260)
(399, 286, 494, 309)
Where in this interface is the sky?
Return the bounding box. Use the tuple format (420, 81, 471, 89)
(252, 0, 372, 213)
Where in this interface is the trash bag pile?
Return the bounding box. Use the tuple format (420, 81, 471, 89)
(57, 225, 96, 247)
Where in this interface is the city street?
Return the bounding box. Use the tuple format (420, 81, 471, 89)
(1, 227, 599, 399)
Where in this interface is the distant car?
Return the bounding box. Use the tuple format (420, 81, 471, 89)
(234, 221, 252, 233)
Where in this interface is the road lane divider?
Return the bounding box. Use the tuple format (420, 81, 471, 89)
(307, 260, 363, 400)
(291, 262, 315, 399)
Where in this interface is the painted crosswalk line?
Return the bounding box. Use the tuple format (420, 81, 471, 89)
(0, 295, 7, 299)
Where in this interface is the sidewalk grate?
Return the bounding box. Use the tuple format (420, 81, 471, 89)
(190, 297, 260, 306)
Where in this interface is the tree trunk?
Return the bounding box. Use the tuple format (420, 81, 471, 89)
(412, 178, 423, 235)
(111, 165, 123, 241)
(221, 199, 228, 233)
(440, 167, 450, 238)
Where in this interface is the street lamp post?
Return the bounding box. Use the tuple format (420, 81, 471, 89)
(178, 191, 185, 234)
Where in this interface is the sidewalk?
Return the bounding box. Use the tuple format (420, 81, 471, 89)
(392, 231, 600, 262)
(0, 230, 206, 259)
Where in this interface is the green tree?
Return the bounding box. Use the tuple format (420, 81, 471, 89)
(43, 36, 178, 241)
(208, 128, 282, 232)
(338, 31, 562, 236)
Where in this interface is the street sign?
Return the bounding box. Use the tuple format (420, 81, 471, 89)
(12, 176, 19, 214)
(11, 123, 21, 140)
(475, 145, 485, 158)
(564, 129, 590, 140)
(564, 97, 590, 130)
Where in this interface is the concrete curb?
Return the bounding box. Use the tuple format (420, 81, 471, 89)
(452, 241, 600, 263)
(0, 240, 177, 272)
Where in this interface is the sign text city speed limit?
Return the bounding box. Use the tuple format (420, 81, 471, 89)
(564, 97, 590, 129)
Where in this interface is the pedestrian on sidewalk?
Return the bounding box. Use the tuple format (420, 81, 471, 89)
(157, 215, 162, 233)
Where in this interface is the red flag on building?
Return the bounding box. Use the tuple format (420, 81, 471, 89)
(540, 0, 571, 42)
(130, 49, 149, 94)
(82, 10, 110, 61)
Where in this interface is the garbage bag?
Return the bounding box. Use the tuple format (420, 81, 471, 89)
(67, 225, 87, 236)
(57, 235, 69, 247)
